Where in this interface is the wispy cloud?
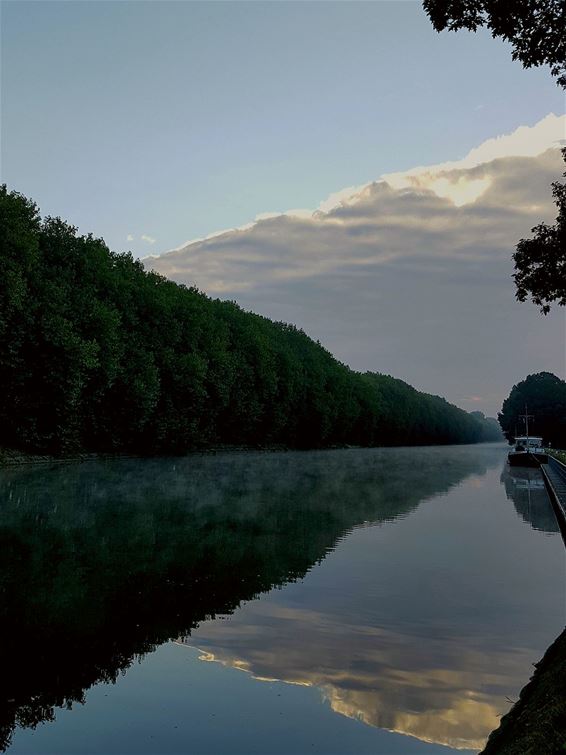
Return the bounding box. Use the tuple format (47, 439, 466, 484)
(141, 234, 156, 245)
(126, 233, 134, 242)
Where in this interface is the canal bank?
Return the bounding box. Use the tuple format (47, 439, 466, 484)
(480, 456, 566, 754)
(480, 627, 566, 755)
(539, 455, 566, 543)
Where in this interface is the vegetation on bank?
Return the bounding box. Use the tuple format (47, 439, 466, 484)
(480, 627, 566, 755)
(0, 186, 500, 454)
(499, 372, 566, 447)
(548, 449, 566, 465)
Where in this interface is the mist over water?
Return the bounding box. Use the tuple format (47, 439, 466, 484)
(1, 445, 563, 753)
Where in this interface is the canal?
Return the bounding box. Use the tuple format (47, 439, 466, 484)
(1, 444, 564, 754)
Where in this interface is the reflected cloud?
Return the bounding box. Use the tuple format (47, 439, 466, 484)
(167, 455, 562, 752)
(180, 610, 524, 751)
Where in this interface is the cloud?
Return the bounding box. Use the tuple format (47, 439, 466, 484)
(147, 115, 566, 415)
(141, 234, 156, 245)
(126, 233, 134, 242)
(383, 112, 565, 189)
(161, 113, 563, 252)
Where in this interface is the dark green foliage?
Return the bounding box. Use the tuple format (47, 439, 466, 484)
(513, 149, 566, 314)
(469, 411, 504, 441)
(423, 0, 566, 88)
(498, 372, 566, 447)
(0, 186, 489, 453)
(361, 373, 488, 445)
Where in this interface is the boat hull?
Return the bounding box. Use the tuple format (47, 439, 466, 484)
(508, 452, 548, 467)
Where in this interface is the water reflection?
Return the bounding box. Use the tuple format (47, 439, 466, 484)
(0, 446, 500, 751)
(180, 621, 512, 750)
(178, 454, 563, 751)
(501, 465, 558, 533)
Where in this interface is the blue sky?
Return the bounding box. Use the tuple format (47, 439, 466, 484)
(2, 1, 563, 256)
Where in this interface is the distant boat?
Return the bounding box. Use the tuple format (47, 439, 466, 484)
(508, 436, 548, 467)
(507, 405, 547, 467)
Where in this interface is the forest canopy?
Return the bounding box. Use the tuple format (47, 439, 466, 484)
(0, 186, 500, 454)
(498, 371, 566, 447)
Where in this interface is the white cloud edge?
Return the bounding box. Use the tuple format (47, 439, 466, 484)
(153, 112, 565, 257)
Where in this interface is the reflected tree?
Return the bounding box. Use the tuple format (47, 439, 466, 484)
(0, 448, 495, 749)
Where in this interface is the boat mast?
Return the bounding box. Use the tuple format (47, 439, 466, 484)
(519, 405, 534, 447)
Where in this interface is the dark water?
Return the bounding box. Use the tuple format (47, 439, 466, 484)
(0, 444, 564, 754)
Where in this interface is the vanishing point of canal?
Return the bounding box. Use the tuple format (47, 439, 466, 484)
(1, 443, 564, 754)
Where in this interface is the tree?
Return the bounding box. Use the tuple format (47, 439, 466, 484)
(0, 184, 495, 454)
(423, 1, 566, 88)
(423, 2, 566, 312)
(513, 149, 566, 313)
(469, 410, 504, 441)
(498, 372, 566, 446)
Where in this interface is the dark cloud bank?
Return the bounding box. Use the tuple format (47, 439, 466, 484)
(148, 148, 565, 416)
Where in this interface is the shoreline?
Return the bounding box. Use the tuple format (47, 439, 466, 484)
(0, 444, 296, 467)
(0, 441, 507, 468)
(480, 627, 566, 754)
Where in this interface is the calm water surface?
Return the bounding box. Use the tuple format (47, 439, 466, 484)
(1, 444, 564, 754)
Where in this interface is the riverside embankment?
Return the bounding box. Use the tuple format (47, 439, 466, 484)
(479, 453, 566, 754)
(539, 453, 566, 543)
(481, 627, 566, 755)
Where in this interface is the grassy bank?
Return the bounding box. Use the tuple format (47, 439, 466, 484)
(0, 443, 297, 467)
(547, 449, 566, 465)
(0, 447, 140, 467)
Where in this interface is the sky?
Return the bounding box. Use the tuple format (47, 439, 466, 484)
(2, 1, 565, 416)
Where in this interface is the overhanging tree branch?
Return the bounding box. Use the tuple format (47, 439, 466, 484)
(513, 149, 566, 313)
(423, 0, 566, 88)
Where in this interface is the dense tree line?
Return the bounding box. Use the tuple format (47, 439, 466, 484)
(0, 186, 497, 454)
(469, 410, 503, 442)
(499, 372, 566, 448)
